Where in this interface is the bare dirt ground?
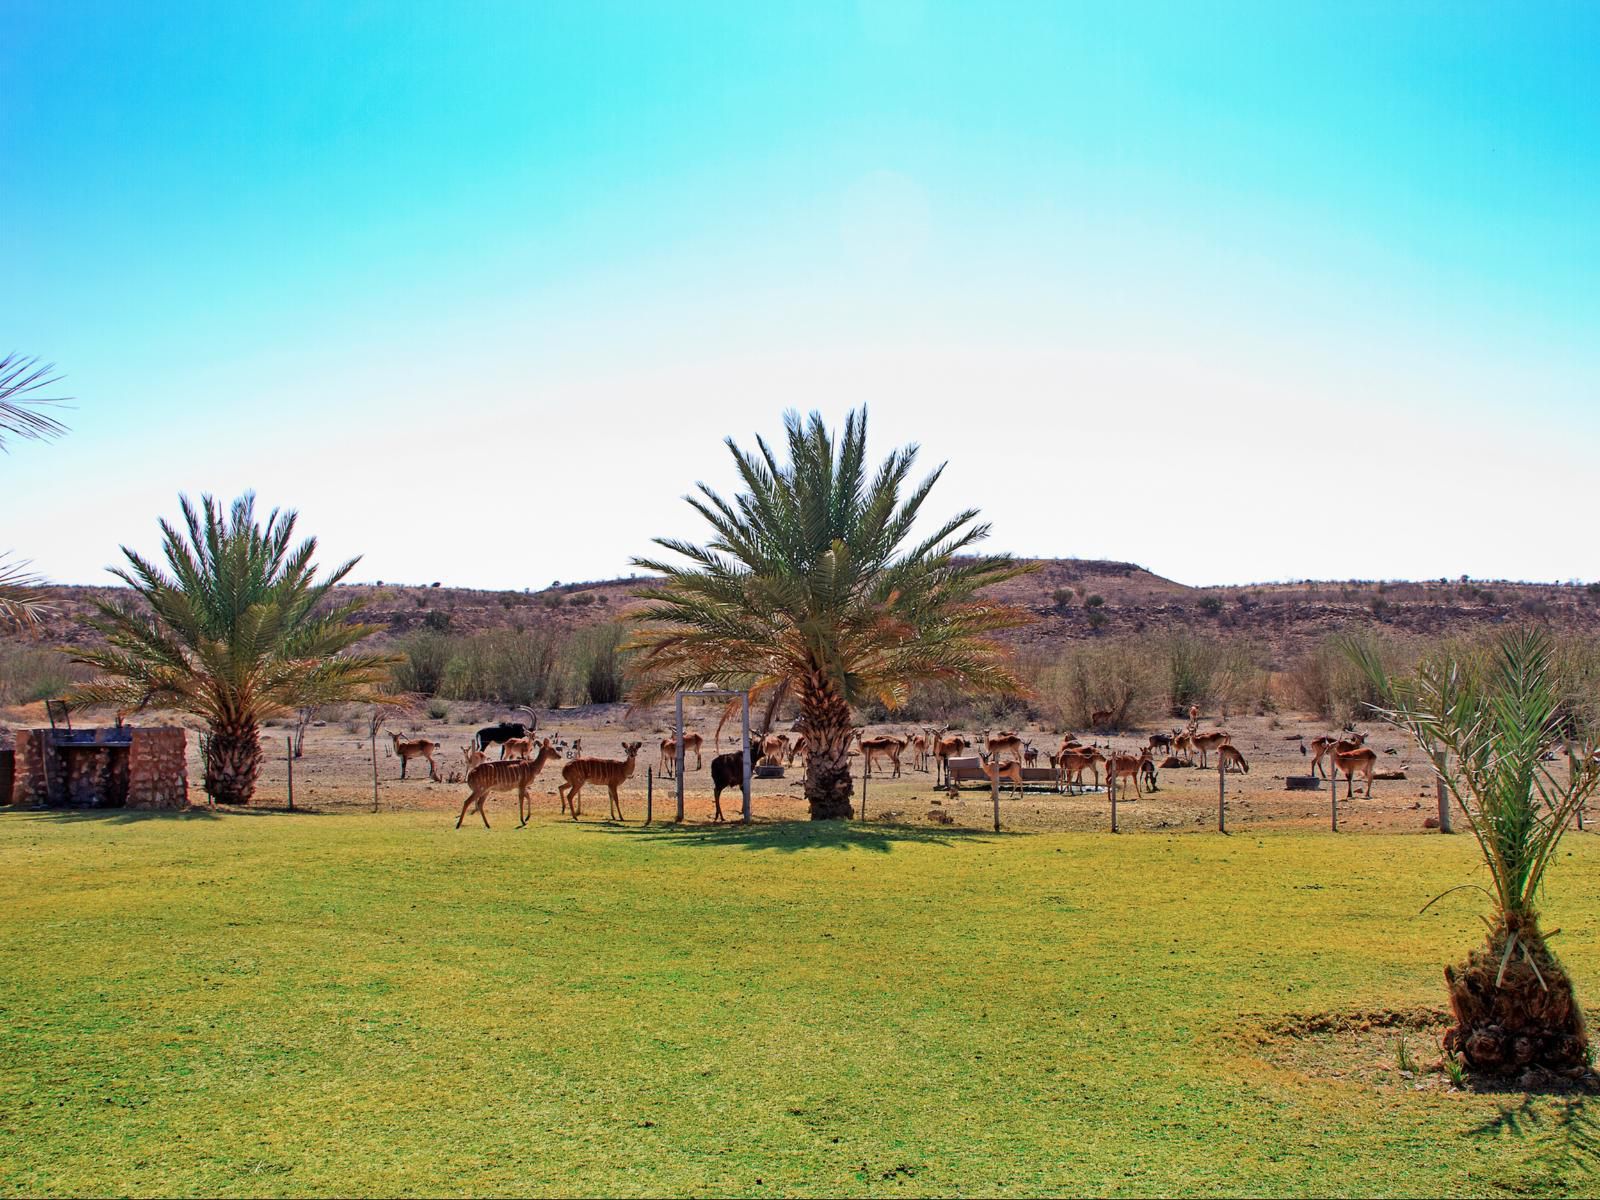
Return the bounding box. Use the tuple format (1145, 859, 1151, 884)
(3, 700, 1476, 835)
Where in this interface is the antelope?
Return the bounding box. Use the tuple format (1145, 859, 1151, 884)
(388, 731, 441, 782)
(676, 731, 705, 772)
(501, 735, 533, 761)
(1058, 746, 1105, 792)
(784, 734, 809, 766)
(1333, 742, 1378, 798)
(934, 732, 970, 780)
(558, 741, 643, 821)
(984, 730, 1026, 765)
(1023, 742, 1039, 767)
(1310, 732, 1365, 778)
(1146, 731, 1175, 758)
(1090, 709, 1114, 731)
(1188, 704, 1200, 722)
(1173, 731, 1195, 759)
(760, 733, 790, 765)
(1106, 747, 1154, 801)
(462, 744, 487, 772)
(910, 731, 932, 772)
(455, 738, 562, 828)
(709, 751, 746, 822)
(855, 731, 907, 778)
(473, 708, 539, 757)
(978, 753, 1024, 799)
(1217, 744, 1250, 774)
(1191, 730, 1231, 769)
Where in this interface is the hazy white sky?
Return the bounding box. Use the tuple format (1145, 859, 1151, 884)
(4, 3, 1596, 589)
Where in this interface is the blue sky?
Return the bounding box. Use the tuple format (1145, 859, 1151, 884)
(3, 1, 1596, 588)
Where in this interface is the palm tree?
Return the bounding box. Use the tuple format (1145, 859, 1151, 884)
(1349, 628, 1597, 1076)
(0, 353, 69, 627)
(630, 409, 1034, 819)
(71, 493, 396, 805)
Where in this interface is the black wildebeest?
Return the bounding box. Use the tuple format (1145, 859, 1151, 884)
(474, 707, 538, 758)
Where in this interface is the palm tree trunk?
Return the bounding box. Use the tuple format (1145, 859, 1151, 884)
(798, 671, 854, 820)
(1444, 912, 1589, 1076)
(205, 715, 262, 806)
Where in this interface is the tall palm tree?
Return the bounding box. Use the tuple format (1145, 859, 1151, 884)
(1350, 627, 1597, 1075)
(630, 409, 1034, 819)
(71, 493, 396, 806)
(0, 353, 69, 627)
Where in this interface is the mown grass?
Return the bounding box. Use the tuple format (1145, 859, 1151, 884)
(1, 812, 1596, 1197)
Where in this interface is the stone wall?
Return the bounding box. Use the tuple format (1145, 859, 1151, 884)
(127, 727, 188, 809)
(8, 726, 187, 809)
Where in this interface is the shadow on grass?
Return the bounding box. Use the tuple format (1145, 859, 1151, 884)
(585, 816, 1015, 853)
(1468, 1093, 1599, 1177)
(0, 804, 328, 824)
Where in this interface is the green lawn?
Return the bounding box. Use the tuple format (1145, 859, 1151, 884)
(1, 811, 1596, 1197)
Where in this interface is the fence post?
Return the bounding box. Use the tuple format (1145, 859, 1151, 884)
(286, 736, 294, 811)
(1329, 760, 1338, 833)
(1217, 758, 1226, 833)
(1432, 747, 1451, 833)
(991, 761, 1000, 833)
(740, 693, 752, 824)
(674, 693, 685, 823)
(646, 766, 653, 825)
(860, 756, 868, 821)
(1109, 765, 1118, 834)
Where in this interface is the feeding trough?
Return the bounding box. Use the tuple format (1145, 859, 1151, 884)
(753, 763, 785, 779)
(1285, 775, 1322, 791)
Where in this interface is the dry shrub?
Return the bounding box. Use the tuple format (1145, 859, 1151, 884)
(1287, 629, 1402, 722)
(0, 643, 87, 706)
(1034, 640, 1159, 731)
(1157, 631, 1264, 716)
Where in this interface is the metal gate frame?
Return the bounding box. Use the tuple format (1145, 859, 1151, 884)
(674, 689, 752, 823)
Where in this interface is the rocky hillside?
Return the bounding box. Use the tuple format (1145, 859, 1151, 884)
(12, 561, 1600, 668)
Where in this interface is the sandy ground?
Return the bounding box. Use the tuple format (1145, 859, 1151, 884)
(4, 702, 1466, 835)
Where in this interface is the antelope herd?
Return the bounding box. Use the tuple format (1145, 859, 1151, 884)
(382, 700, 1398, 828)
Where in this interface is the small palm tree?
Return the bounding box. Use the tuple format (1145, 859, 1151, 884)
(1350, 627, 1597, 1075)
(630, 409, 1034, 819)
(0, 353, 69, 627)
(72, 493, 396, 805)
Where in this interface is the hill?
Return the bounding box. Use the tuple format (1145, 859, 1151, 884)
(12, 560, 1600, 668)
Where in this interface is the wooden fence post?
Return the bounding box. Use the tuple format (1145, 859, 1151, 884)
(1109, 765, 1119, 834)
(371, 728, 380, 813)
(991, 761, 1000, 833)
(861, 756, 868, 821)
(674, 693, 685, 823)
(1568, 742, 1583, 832)
(1329, 760, 1338, 833)
(1217, 758, 1226, 834)
(646, 766, 652, 825)
(286, 736, 294, 811)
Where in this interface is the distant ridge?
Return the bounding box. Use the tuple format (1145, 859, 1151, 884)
(13, 559, 1600, 666)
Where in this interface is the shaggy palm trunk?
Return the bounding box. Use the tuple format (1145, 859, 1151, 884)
(797, 669, 854, 820)
(1444, 912, 1589, 1076)
(205, 714, 262, 806)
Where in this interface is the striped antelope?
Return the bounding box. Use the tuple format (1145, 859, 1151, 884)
(559, 741, 644, 821)
(456, 738, 562, 829)
(388, 731, 441, 782)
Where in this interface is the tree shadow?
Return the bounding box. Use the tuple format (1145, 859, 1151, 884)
(1467, 1093, 1599, 1177)
(585, 817, 1015, 854)
(0, 804, 328, 824)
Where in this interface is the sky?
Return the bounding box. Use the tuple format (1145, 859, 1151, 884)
(2, 1, 1597, 590)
